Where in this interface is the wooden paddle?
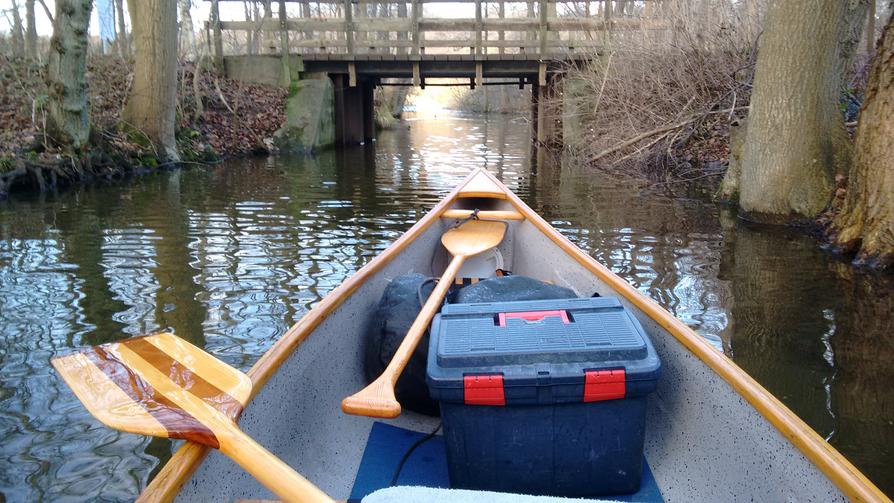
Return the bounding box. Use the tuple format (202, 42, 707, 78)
(342, 219, 507, 418)
(51, 332, 333, 503)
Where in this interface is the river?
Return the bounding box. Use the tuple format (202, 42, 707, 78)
(0, 112, 891, 501)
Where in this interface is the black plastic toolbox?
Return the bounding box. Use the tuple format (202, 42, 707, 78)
(426, 297, 661, 496)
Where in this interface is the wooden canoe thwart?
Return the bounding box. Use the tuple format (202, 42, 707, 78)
(440, 209, 525, 220)
(108, 169, 888, 503)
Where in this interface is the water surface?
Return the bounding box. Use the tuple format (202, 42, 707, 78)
(0, 112, 891, 501)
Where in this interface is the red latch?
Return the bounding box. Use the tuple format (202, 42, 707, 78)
(464, 374, 505, 406)
(583, 369, 626, 402)
(498, 309, 570, 327)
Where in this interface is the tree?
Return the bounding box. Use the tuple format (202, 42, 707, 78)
(178, 0, 196, 59)
(24, 0, 37, 59)
(114, 0, 129, 56)
(45, 0, 93, 150)
(122, 0, 180, 161)
(731, 0, 867, 223)
(832, 11, 894, 268)
(9, 0, 25, 58)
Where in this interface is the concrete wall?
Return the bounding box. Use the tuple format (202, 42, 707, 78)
(273, 73, 335, 153)
(223, 55, 304, 88)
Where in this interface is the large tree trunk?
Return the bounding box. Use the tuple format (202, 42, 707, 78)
(45, 0, 93, 150)
(24, 0, 37, 59)
(123, 0, 180, 161)
(832, 12, 894, 268)
(734, 0, 862, 223)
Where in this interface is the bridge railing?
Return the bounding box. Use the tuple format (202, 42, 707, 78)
(206, 0, 674, 61)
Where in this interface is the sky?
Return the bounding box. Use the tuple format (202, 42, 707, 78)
(0, 1, 263, 39)
(4, 0, 476, 39)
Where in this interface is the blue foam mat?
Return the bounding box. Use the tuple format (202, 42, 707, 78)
(350, 421, 663, 502)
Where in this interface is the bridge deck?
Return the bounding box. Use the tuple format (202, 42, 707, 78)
(206, 0, 674, 78)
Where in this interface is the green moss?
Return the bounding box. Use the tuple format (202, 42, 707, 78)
(140, 155, 159, 169)
(119, 122, 154, 150)
(174, 126, 220, 163)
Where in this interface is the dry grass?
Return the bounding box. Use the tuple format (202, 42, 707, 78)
(556, 0, 766, 181)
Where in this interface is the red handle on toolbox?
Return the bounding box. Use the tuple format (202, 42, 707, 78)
(584, 369, 626, 402)
(498, 310, 570, 327)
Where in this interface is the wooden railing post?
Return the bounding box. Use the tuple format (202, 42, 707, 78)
(539, 0, 548, 55)
(525, 0, 534, 52)
(301, 0, 312, 39)
(211, 0, 224, 69)
(411, 0, 421, 55)
(475, 0, 483, 55)
(357, 0, 367, 49)
(498, 0, 505, 56)
(345, 0, 355, 55)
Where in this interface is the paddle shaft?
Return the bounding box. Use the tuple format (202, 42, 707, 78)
(341, 254, 466, 417)
(385, 255, 465, 385)
(218, 423, 334, 503)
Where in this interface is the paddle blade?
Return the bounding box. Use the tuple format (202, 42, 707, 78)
(52, 332, 251, 448)
(341, 376, 401, 419)
(441, 219, 507, 257)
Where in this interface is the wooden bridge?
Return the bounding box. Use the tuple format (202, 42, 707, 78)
(206, 0, 675, 145)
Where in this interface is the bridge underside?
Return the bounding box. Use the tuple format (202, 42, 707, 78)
(298, 54, 570, 148)
(302, 54, 580, 81)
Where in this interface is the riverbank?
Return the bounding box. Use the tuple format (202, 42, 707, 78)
(0, 55, 287, 198)
(558, 42, 878, 268)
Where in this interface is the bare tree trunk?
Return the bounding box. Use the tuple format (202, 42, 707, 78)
(244, 1, 255, 55)
(115, 0, 130, 56)
(302, 0, 313, 40)
(123, 0, 180, 161)
(192, 43, 206, 120)
(736, 0, 856, 223)
(25, 0, 37, 59)
(832, 12, 894, 268)
(36, 0, 53, 23)
(45, 0, 93, 150)
(866, 0, 876, 54)
(10, 0, 25, 58)
(838, 0, 871, 75)
(179, 0, 196, 60)
(255, 0, 276, 54)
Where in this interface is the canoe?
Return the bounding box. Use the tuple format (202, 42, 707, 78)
(138, 169, 888, 502)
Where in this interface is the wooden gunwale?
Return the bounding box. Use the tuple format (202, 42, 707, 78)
(478, 169, 889, 503)
(140, 168, 889, 503)
(139, 172, 475, 502)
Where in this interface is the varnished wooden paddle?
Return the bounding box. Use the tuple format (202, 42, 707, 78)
(52, 332, 333, 503)
(342, 219, 507, 418)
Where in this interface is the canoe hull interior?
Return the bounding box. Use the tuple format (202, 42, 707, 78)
(170, 194, 848, 502)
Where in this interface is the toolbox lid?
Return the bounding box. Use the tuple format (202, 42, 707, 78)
(427, 297, 661, 405)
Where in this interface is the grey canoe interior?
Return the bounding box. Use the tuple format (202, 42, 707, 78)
(172, 195, 848, 503)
